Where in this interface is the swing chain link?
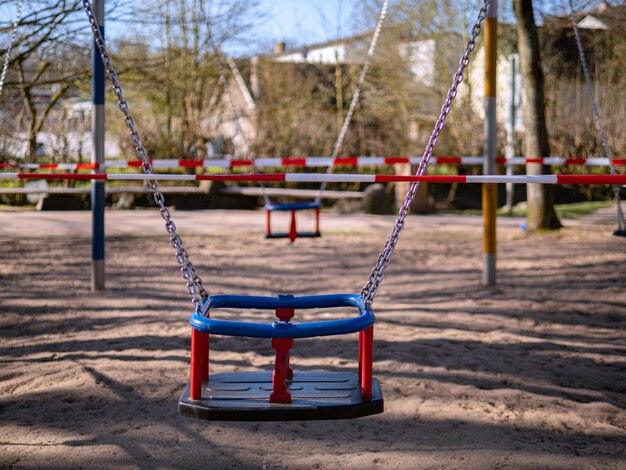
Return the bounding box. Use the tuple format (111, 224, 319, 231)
(361, 0, 492, 307)
(568, 0, 624, 231)
(317, 0, 389, 203)
(0, 0, 23, 98)
(82, 0, 208, 311)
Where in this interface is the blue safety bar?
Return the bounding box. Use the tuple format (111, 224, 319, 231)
(190, 293, 374, 339)
(264, 201, 321, 212)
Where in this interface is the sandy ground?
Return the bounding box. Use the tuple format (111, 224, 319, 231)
(0, 208, 625, 469)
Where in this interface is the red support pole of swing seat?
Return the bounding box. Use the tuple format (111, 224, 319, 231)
(270, 337, 294, 403)
(314, 207, 320, 234)
(358, 330, 363, 382)
(200, 331, 209, 380)
(190, 328, 203, 400)
(359, 326, 374, 400)
(271, 307, 295, 403)
(275, 307, 295, 379)
(288, 209, 297, 243)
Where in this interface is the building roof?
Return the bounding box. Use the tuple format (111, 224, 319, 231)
(545, 4, 626, 30)
(268, 32, 372, 61)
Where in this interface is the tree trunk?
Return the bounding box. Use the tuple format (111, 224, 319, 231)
(514, 0, 562, 230)
(28, 134, 37, 162)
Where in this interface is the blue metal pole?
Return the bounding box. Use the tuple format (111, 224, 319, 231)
(91, 0, 105, 291)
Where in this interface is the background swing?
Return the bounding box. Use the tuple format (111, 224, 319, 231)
(82, 0, 492, 421)
(213, 54, 325, 242)
(246, 3, 388, 242)
(210, 50, 324, 242)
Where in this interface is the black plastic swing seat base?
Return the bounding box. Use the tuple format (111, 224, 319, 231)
(265, 231, 321, 239)
(613, 229, 626, 237)
(178, 371, 383, 421)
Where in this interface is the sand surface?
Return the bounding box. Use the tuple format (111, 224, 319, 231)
(1, 208, 625, 469)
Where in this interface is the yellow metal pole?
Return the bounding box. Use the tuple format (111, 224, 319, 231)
(483, 0, 497, 286)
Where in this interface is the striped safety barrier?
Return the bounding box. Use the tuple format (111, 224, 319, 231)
(1, 173, 625, 185)
(1, 156, 625, 171)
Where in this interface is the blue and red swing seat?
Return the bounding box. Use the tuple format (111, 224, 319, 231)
(178, 294, 384, 421)
(265, 202, 321, 242)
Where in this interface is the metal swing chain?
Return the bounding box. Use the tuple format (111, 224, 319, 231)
(568, 0, 624, 231)
(0, 0, 24, 98)
(361, 0, 492, 307)
(316, 0, 389, 203)
(82, 0, 208, 311)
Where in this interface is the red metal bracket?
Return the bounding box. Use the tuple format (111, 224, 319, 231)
(288, 209, 297, 243)
(270, 337, 294, 403)
(270, 307, 296, 403)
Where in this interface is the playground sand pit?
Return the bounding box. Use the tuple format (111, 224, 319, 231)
(0, 209, 625, 469)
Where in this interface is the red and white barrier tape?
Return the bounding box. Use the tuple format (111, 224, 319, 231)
(1, 156, 625, 171)
(1, 173, 625, 185)
(0, 162, 99, 170)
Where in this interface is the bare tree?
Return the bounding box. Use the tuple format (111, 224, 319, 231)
(111, 0, 260, 159)
(0, 0, 92, 161)
(514, 0, 562, 230)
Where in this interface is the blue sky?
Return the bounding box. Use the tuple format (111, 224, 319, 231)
(236, 0, 366, 54)
(1, 0, 599, 56)
(256, 0, 360, 43)
(0, 0, 365, 55)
